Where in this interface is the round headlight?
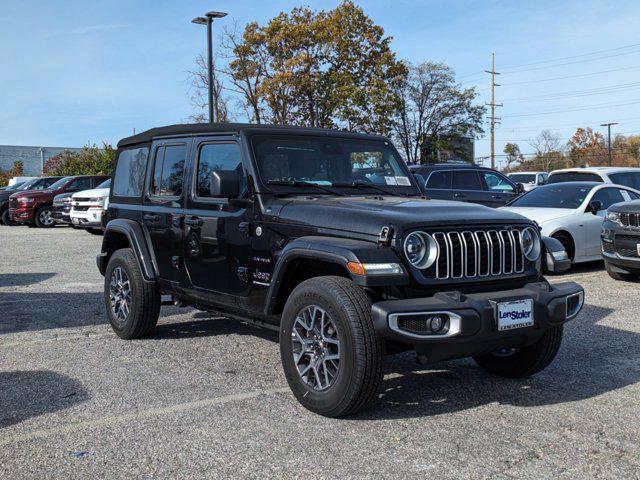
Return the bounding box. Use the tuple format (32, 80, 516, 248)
(521, 227, 541, 261)
(404, 231, 438, 269)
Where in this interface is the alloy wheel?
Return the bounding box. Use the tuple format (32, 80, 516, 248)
(39, 209, 54, 226)
(109, 266, 131, 324)
(291, 305, 341, 391)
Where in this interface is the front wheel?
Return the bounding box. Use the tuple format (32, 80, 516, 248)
(279, 276, 383, 417)
(104, 248, 160, 339)
(473, 325, 563, 378)
(34, 205, 55, 228)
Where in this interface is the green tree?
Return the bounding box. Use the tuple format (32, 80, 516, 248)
(43, 143, 115, 176)
(503, 143, 523, 172)
(221, 1, 406, 134)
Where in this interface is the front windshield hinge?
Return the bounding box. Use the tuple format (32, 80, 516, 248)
(378, 226, 393, 245)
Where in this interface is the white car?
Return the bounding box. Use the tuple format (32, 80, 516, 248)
(502, 182, 640, 264)
(507, 171, 548, 191)
(69, 179, 110, 234)
(548, 167, 640, 190)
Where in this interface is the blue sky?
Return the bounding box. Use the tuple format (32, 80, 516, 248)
(2, 0, 640, 165)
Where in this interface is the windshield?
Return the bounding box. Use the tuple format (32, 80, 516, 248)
(609, 171, 640, 190)
(5, 181, 25, 190)
(96, 179, 111, 189)
(17, 178, 39, 190)
(47, 176, 72, 190)
(509, 173, 536, 184)
(509, 184, 593, 209)
(251, 134, 420, 195)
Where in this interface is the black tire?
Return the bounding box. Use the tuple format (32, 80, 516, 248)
(605, 260, 638, 281)
(104, 248, 160, 339)
(34, 205, 55, 228)
(473, 325, 563, 378)
(86, 228, 103, 236)
(279, 276, 383, 417)
(552, 232, 574, 262)
(1, 208, 13, 226)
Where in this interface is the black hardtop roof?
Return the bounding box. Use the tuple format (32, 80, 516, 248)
(413, 163, 488, 171)
(117, 123, 390, 148)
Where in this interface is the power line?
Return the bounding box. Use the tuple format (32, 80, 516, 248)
(500, 65, 640, 87)
(501, 81, 640, 103)
(500, 48, 640, 74)
(502, 100, 640, 118)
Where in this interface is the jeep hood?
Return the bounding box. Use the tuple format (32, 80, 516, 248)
(276, 196, 533, 237)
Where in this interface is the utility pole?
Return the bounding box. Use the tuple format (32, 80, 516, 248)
(600, 122, 618, 167)
(485, 53, 502, 170)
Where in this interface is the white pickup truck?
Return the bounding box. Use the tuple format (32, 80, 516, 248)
(69, 179, 110, 234)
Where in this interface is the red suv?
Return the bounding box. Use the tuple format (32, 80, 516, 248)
(9, 175, 110, 228)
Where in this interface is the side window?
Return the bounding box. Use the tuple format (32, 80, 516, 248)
(452, 170, 482, 190)
(481, 171, 515, 193)
(113, 147, 149, 197)
(627, 191, 640, 200)
(425, 170, 451, 189)
(591, 188, 625, 210)
(196, 143, 244, 198)
(68, 177, 92, 192)
(151, 144, 187, 197)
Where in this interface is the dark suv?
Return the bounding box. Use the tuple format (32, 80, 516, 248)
(410, 164, 523, 207)
(602, 200, 640, 280)
(10, 175, 109, 227)
(97, 124, 583, 417)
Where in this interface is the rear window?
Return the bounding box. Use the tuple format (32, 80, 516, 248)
(425, 170, 451, 189)
(547, 172, 604, 183)
(113, 147, 149, 197)
(608, 171, 640, 190)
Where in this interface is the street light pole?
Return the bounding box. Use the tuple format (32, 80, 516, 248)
(600, 122, 618, 167)
(192, 11, 227, 123)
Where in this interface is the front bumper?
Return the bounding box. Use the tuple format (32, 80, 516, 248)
(70, 207, 104, 228)
(601, 223, 640, 272)
(9, 206, 34, 223)
(52, 206, 71, 224)
(371, 281, 583, 363)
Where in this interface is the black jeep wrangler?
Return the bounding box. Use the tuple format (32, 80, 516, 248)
(97, 124, 584, 417)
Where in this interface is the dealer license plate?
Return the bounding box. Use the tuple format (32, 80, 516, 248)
(496, 299, 534, 331)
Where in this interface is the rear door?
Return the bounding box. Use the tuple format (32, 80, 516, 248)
(143, 139, 190, 285)
(450, 169, 489, 205)
(182, 137, 253, 307)
(423, 169, 453, 201)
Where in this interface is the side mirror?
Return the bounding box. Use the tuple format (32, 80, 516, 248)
(210, 170, 240, 198)
(515, 182, 524, 194)
(586, 200, 603, 214)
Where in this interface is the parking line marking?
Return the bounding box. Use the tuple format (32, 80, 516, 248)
(0, 387, 291, 446)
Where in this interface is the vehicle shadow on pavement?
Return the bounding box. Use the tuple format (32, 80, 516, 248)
(0, 370, 88, 428)
(0, 292, 105, 335)
(0, 272, 56, 287)
(353, 303, 640, 420)
(153, 314, 279, 343)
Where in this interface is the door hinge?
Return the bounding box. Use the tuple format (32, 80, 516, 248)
(378, 226, 393, 245)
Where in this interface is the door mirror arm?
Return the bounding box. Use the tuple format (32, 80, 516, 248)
(586, 200, 603, 215)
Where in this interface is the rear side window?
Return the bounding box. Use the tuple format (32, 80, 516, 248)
(196, 143, 244, 198)
(151, 144, 187, 197)
(608, 172, 640, 190)
(113, 147, 149, 197)
(547, 172, 604, 183)
(425, 170, 451, 189)
(452, 170, 482, 190)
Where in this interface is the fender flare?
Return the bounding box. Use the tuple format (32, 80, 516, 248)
(264, 236, 408, 315)
(97, 218, 158, 281)
(542, 235, 571, 273)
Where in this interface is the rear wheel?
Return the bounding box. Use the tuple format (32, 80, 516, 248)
(34, 205, 55, 228)
(473, 325, 563, 378)
(104, 248, 160, 339)
(605, 260, 638, 281)
(279, 276, 383, 417)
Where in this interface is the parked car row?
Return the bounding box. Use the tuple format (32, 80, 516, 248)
(0, 174, 110, 234)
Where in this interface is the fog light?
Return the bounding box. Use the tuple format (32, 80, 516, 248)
(428, 315, 445, 332)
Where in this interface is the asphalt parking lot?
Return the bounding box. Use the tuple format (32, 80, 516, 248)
(1, 226, 639, 479)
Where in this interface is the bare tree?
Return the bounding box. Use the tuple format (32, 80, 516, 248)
(529, 130, 563, 171)
(393, 62, 485, 163)
(188, 54, 230, 123)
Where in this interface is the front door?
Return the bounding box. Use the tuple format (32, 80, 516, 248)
(183, 137, 253, 305)
(479, 170, 518, 207)
(143, 140, 189, 285)
(423, 170, 453, 201)
(451, 169, 490, 205)
(581, 187, 627, 257)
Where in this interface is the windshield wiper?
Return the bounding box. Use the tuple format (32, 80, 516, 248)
(266, 180, 345, 196)
(332, 181, 410, 197)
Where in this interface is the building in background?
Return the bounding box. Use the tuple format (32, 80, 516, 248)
(0, 145, 84, 176)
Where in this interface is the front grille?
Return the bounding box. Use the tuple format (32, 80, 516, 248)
(73, 205, 90, 212)
(74, 197, 92, 203)
(621, 212, 640, 228)
(614, 234, 640, 258)
(430, 228, 526, 279)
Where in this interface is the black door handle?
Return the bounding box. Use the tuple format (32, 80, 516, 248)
(143, 214, 159, 222)
(184, 216, 204, 227)
(453, 193, 465, 198)
(491, 194, 501, 199)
